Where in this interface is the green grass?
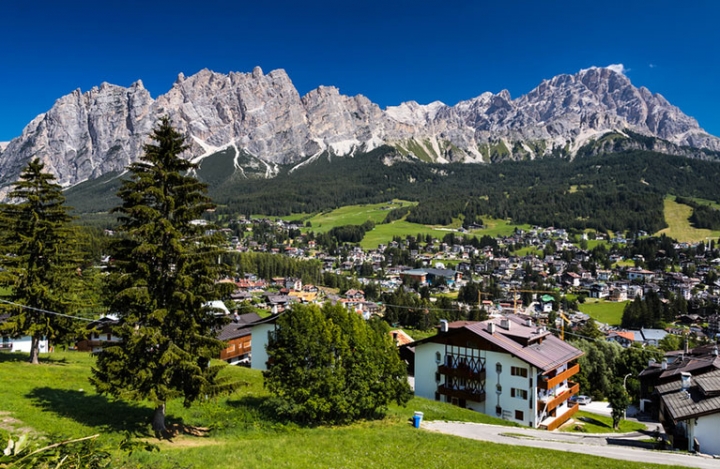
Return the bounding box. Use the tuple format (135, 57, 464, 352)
(656, 196, 720, 243)
(260, 203, 530, 250)
(302, 201, 415, 234)
(0, 351, 683, 469)
(560, 411, 647, 434)
(360, 220, 451, 249)
(578, 299, 629, 326)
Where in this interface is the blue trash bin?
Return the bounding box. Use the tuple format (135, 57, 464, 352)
(413, 411, 424, 428)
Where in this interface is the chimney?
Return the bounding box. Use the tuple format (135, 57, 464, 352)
(661, 358, 668, 370)
(684, 334, 689, 354)
(500, 318, 511, 330)
(681, 372, 692, 390)
(439, 319, 449, 333)
(525, 319, 533, 327)
(648, 358, 656, 367)
(487, 322, 496, 334)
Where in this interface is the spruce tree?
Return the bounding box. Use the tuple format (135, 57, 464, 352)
(91, 117, 232, 437)
(0, 158, 78, 364)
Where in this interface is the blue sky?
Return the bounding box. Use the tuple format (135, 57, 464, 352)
(2, 1, 719, 142)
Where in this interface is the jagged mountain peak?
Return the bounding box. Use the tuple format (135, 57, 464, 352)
(1, 65, 718, 196)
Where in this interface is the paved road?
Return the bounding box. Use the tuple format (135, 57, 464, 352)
(423, 421, 719, 469)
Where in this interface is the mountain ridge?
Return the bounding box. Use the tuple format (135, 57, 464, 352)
(1, 65, 719, 194)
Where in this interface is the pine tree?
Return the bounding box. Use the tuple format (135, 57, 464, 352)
(0, 158, 78, 364)
(91, 117, 233, 438)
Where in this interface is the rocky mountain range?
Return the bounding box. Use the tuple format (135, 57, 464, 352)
(1, 65, 719, 194)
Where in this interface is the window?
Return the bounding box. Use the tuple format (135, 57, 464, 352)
(435, 372, 441, 383)
(435, 351, 442, 364)
(495, 406, 502, 415)
(496, 362, 502, 373)
(511, 366, 528, 378)
(515, 410, 524, 421)
(511, 388, 528, 400)
(496, 384, 502, 394)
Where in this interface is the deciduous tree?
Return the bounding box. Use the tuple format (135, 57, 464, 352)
(91, 117, 232, 437)
(264, 303, 411, 424)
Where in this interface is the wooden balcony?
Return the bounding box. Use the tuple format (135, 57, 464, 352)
(539, 382, 579, 413)
(438, 365, 486, 381)
(541, 402, 579, 431)
(538, 363, 579, 390)
(437, 385, 486, 403)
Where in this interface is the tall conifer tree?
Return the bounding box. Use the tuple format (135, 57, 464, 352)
(91, 117, 232, 437)
(0, 158, 77, 364)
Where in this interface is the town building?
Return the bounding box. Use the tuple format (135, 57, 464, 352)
(639, 344, 720, 454)
(0, 314, 49, 354)
(217, 312, 262, 365)
(412, 315, 583, 430)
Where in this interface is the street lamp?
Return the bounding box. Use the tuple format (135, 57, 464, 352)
(623, 373, 632, 390)
(623, 373, 632, 420)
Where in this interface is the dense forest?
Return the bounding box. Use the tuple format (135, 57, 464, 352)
(207, 148, 720, 234)
(66, 147, 720, 234)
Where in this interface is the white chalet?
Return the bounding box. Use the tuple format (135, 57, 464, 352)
(413, 315, 584, 430)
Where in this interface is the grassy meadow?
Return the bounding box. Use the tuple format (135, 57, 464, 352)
(0, 351, 685, 469)
(275, 201, 527, 250)
(655, 197, 720, 243)
(578, 299, 629, 326)
(269, 194, 720, 249)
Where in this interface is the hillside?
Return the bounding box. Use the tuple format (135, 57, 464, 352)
(66, 149, 720, 237)
(0, 351, 687, 469)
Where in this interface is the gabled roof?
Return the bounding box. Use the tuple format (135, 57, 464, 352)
(607, 331, 635, 342)
(414, 315, 583, 373)
(639, 344, 720, 380)
(657, 369, 720, 421)
(217, 312, 262, 341)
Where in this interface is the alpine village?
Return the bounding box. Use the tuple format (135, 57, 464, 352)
(2, 64, 720, 469)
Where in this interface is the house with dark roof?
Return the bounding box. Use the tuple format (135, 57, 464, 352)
(217, 312, 262, 365)
(656, 367, 720, 455)
(75, 316, 121, 353)
(412, 315, 584, 430)
(639, 343, 720, 454)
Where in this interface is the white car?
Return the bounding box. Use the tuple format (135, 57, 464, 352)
(571, 396, 592, 405)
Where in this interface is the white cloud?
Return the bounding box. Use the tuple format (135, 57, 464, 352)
(579, 63, 630, 75)
(606, 64, 627, 75)
(649, 63, 656, 69)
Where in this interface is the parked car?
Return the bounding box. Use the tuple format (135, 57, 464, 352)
(570, 395, 592, 405)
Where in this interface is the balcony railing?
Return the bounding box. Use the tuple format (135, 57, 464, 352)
(539, 363, 580, 390)
(437, 385, 486, 403)
(540, 382, 579, 413)
(438, 365, 486, 381)
(541, 402, 579, 431)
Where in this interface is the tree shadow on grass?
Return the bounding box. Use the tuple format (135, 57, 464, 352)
(25, 387, 151, 435)
(579, 416, 611, 428)
(225, 395, 388, 428)
(226, 395, 282, 424)
(0, 352, 69, 365)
